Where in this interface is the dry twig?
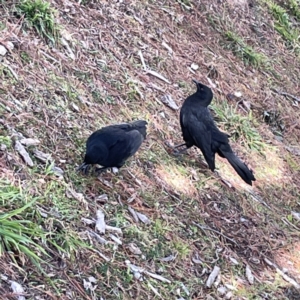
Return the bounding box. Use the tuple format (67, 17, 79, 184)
(271, 88, 300, 103)
(192, 222, 238, 246)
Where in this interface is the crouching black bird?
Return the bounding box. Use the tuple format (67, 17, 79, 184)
(77, 120, 147, 175)
(177, 80, 256, 185)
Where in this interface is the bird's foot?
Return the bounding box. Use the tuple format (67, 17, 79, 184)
(164, 141, 187, 156)
(164, 140, 174, 149)
(76, 163, 90, 175)
(95, 166, 109, 176)
(173, 147, 188, 156)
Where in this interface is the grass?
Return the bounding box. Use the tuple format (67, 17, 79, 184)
(285, 153, 300, 172)
(0, 183, 47, 269)
(0, 135, 11, 147)
(207, 12, 269, 68)
(266, 1, 300, 50)
(1, 0, 300, 298)
(17, 0, 59, 43)
(0, 167, 92, 273)
(211, 100, 265, 152)
(224, 31, 268, 67)
(286, 0, 300, 20)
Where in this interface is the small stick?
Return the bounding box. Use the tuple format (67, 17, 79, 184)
(271, 88, 300, 102)
(264, 257, 300, 289)
(138, 50, 147, 70)
(138, 50, 170, 83)
(192, 222, 238, 246)
(40, 50, 60, 64)
(2, 62, 18, 80)
(145, 69, 170, 84)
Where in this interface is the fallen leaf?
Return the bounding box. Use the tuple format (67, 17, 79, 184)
(161, 94, 179, 110)
(206, 266, 220, 288)
(245, 264, 254, 284)
(20, 138, 40, 146)
(10, 281, 25, 300)
(128, 243, 142, 255)
(15, 141, 34, 167)
(95, 209, 106, 234)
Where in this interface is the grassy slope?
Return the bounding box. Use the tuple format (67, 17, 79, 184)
(0, 0, 300, 299)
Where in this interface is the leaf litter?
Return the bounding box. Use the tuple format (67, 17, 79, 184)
(1, 0, 300, 299)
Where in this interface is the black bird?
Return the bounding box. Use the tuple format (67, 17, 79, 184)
(177, 80, 256, 185)
(77, 120, 147, 174)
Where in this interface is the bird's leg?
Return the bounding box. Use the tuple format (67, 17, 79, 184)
(165, 141, 188, 154)
(76, 163, 90, 175)
(171, 143, 188, 156)
(95, 166, 110, 175)
(173, 143, 188, 150)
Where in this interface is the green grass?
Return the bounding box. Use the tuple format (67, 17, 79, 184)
(207, 13, 269, 67)
(211, 100, 265, 152)
(17, 0, 59, 43)
(172, 239, 190, 258)
(286, 153, 300, 171)
(176, 0, 193, 10)
(224, 31, 268, 67)
(1, 0, 300, 298)
(0, 173, 92, 272)
(0, 183, 47, 269)
(20, 51, 31, 64)
(0, 135, 11, 147)
(283, 0, 300, 21)
(266, 1, 300, 49)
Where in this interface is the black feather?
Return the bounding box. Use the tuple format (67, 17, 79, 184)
(77, 120, 147, 174)
(179, 80, 255, 185)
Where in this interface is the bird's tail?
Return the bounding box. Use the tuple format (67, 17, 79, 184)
(130, 120, 147, 139)
(220, 150, 256, 185)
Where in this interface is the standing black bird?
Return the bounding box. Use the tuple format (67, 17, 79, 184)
(178, 80, 256, 185)
(77, 120, 147, 174)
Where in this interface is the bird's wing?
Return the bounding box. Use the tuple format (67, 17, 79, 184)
(85, 128, 123, 165)
(122, 130, 144, 157)
(183, 113, 215, 171)
(106, 130, 144, 167)
(85, 139, 109, 165)
(86, 126, 144, 167)
(87, 128, 121, 149)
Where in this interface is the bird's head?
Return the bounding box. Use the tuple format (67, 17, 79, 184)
(192, 79, 213, 104)
(192, 79, 212, 93)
